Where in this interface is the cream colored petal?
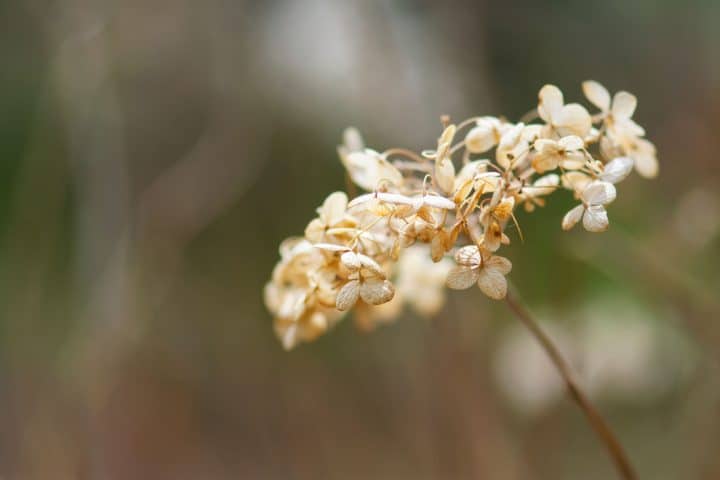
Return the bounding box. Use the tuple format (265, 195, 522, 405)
(336, 280, 360, 311)
(559, 151, 586, 170)
(486, 255, 512, 275)
(534, 138, 559, 154)
(582, 181, 617, 206)
(600, 156, 634, 184)
(582, 80, 611, 112)
(523, 174, 559, 197)
(477, 268, 508, 300)
(455, 245, 481, 267)
(484, 221, 503, 252)
(554, 104, 592, 138)
(340, 251, 360, 270)
(562, 204, 585, 231)
(280, 323, 299, 350)
(435, 159, 456, 194)
(357, 253, 384, 276)
(343, 127, 365, 152)
(632, 139, 659, 178)
(583, 205, 609, 232)
(611, 91, 637, 119)
(465, 124, 496, 153)
(321, 191, 348, 225)
(558, 135, 584, 151)
(360, 278, 395, 305)
(562, 171, 592, 193)
(304, 218, 326, 242)
(532, 152, 559, 173)
(538, 84, 564, 122)
(446, 265, 480, 290)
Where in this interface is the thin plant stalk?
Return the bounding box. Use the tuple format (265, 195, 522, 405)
(505, 291, 638, 480)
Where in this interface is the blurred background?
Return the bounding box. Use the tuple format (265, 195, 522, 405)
(1, 0, 719, 478)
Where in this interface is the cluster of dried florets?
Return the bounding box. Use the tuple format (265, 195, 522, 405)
(265, 81, 658, 349)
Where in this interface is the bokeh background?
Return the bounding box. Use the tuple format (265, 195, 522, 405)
(1, 0, 719, 478)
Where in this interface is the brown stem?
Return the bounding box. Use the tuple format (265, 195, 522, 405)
(504, 291, 638, 480)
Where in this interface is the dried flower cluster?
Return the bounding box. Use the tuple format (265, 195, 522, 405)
(265, 81, 658, 349)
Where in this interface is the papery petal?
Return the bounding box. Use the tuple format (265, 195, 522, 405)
(582, 181, 616, 206)
(632, 138, 659, 178)
(538, 85, 564, 122)
(446, 265, 480, 290)
(600, 156, 634, 184)
(336, 280, 360, 311)
(435, 159, 456, 194)
(340, 251, 360, 270)
(360, 278, 395, 305)
(558, 135, 584, 151)
(486, 255, 512, 275)
(562, 171, 593, 193)
(559, 151, 586, 170)
(582, 205, 609, 232)
(554, 104, 592, 138)
(321, 191, 348, 225)
(477, 268, 508, 300)
(562, 204, 585, 230)
(465, 123, 497, 153)
(304, 218, 326, 242)
(455, 245, 481, 267)
(611, 91, 637, 119)
(582, 80, 611, 112)
(357, 253, 385, 276)
(523, 174, 559, 197)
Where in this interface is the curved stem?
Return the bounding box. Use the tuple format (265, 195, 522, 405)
(504, 291, 638, 480)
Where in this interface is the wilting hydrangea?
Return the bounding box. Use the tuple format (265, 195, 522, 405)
(264, 82, 658, 349)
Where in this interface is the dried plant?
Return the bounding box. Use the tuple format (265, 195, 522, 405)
(264, 81, 657, 479)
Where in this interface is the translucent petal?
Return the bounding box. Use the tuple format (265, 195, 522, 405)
(446, 265, 480, 290)
(600, 156, 634, 184)
(583, 205, 609, 232)
(357, 253, 384, 276)
(523, 174, 559, 197)
(538, 85, 564, 122)
(562, 204, 585, 231)
(340, 251, 360, 270)
(336, 280, 360, 311)
(562, 171, 592, 193)
(360, 278, 395, 305)
(304, 218, 326, 242)
(559, 151, 586, 170)
(554, 104, 592, 138)
(465, 124, 496, 153)
(477, 268, 508, 300)
(486, 255, 512, 275)
(611, 91, 637, 119)
(435, 159, 456, 194)
(632, 139, 659, 178)
(455, 245, 481, 266)
(582, 80, 611, 112)
(558, 135, 584, 151)
(582, 181, 616, 206)
(321, 191, 348, 225)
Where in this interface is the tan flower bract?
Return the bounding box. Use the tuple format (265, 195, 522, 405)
(264, 81, 658, 349)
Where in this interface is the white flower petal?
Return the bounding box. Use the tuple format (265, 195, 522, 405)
(558, 135, 584, 151)
(632, 139, 658, 178)
(554, 104, 592, 138)
(562, 204, 585, 231)
(321, 192, 348, 225)
(582, 80, 611, 112)
(455, 245, 481, 267)
(582, 205, 609, 232)
(446, 265, 480, 290)
(600, 156, 634, 184)
(477, 268, 508, 300)
(582, 181, 617, 206)
(336, 280, 360, 311)
(360, 278, 395, 305)
(465, 123, 497, 153)
(340, 251, 360, 270)
(538, 85, 564, 122)
(611, 91, 637, 119)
